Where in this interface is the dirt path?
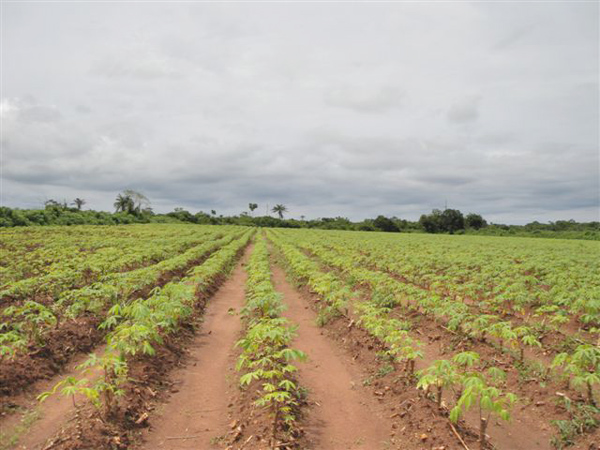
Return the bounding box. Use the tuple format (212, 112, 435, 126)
(1, 346, 105, 450)
(271, 265, 392, 449)
(137, 246, 252, 450)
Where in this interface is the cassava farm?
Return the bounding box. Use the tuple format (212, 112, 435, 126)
(0, 224, 599, 450)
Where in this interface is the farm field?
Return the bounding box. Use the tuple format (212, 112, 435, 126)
(1, 225, 599, 450)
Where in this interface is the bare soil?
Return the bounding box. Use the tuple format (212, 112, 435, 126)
(284, 283, 482, 450)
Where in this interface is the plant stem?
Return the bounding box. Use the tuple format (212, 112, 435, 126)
(480, 416, 488, 450)
(588, 381, 595, 406)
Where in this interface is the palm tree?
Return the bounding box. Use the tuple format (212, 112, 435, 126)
(72, 198, 86, 210)
(249, 203, 258, 216)
(114, 190, 150, 215)
(272, 204, 288, 219)
(114, 193, 134, 213)
(123, 190, 150, 214)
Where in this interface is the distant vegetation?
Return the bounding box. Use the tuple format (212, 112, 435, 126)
(0, 192, 598, 240)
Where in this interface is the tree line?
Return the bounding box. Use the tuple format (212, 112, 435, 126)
(0, 191, 597, 240)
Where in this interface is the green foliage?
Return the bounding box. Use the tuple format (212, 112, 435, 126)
(420, 208, 466, 234)
(2, 301, 57, 347)
(417, 359, 458, 406)
(449, 366, 517, 448)
(553, 344, 600, 405)
(237, 236, 306, 441)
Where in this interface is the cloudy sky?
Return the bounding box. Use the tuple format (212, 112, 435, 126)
(1, 1, 598, 224)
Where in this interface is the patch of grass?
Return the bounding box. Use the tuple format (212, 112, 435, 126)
(363, 363, 396, 386)
(0, 407, 41, 450)
(515, 359, 550, 387)
(210, 435, 225, 445)
(551, 397, 600, 449)
(377, 363, 395, 378)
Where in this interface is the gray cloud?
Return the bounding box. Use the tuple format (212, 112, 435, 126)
(447, 96, 481, 124)
(324, 86, 405, 113)
(1, 2, 598, 224)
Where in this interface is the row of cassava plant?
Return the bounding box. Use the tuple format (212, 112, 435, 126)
(1, 225, 220, 302)
(286, 235, 600, 407)
(0, 231, 243, 360)
(278, 228, 600, 331)
(39, 231, 253, 422)
(2, 224, 209, 282)
(292, 236, 545, 363)
(236, 234, 306, 448)
(266, 231, 350, 326)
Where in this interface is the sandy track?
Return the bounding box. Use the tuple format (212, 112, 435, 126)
(138, 246, 251, 450)
(271, 265, 392, 449)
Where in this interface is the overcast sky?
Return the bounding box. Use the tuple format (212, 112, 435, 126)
(1, 1, 598, 224)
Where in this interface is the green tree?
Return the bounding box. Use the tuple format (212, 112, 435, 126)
(167, 208, 196, 223)
(272, 204, 288, 219)
(249, 203, 258, 216)
(419, 209, 443, 233)
(373, 215, 399, 232)
(465, 213, 487, 230)
(44, 199, 68, 210)
(441, 209, 465, 234)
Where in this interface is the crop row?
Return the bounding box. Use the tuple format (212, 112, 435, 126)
(236, 235, 306, 445)
(0, 230, 243, 362)
(286, 229, 600, 332)
(0, 227, 222, 302)
(1, 225, 212, 283)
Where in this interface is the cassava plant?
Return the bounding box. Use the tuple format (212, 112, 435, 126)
(417, 359, 459, 407)
(450, 367, 517, 450)
(553, 344, 600, 406)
